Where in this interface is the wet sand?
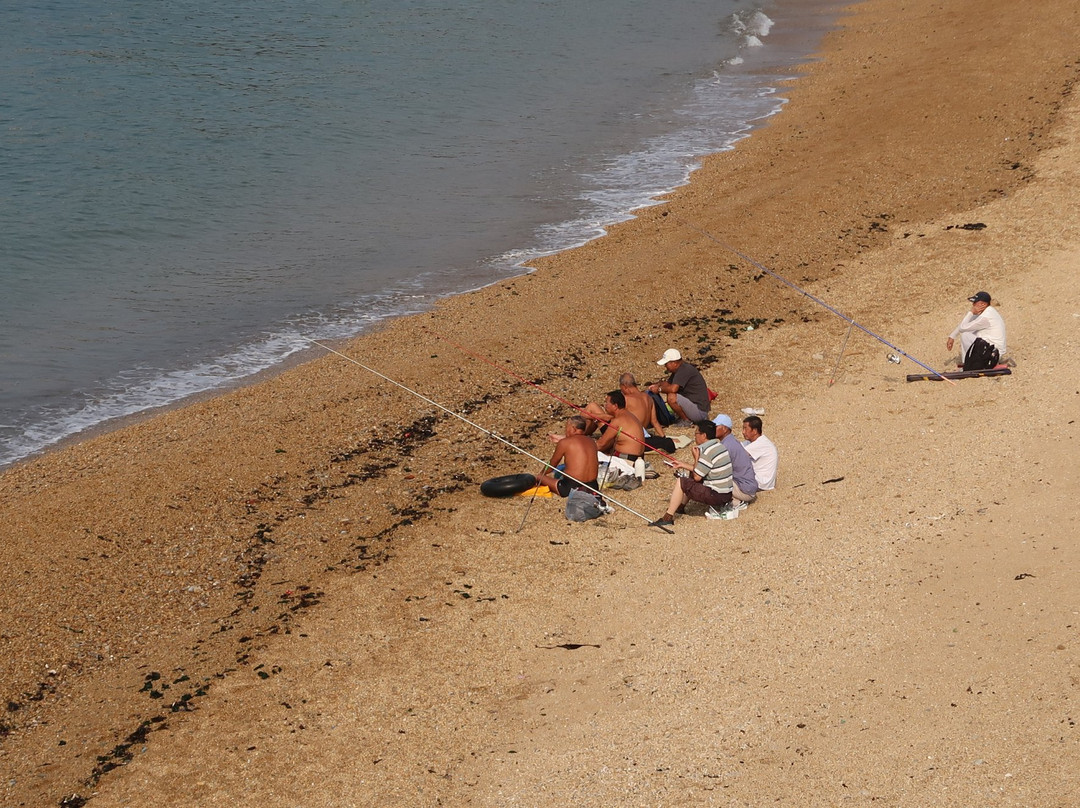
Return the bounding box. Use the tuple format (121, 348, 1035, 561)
(2, 0, 1079, 805)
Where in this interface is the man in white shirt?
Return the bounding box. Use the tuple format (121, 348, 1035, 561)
(946, 291, 1006, 370)
(741, 415, 778, 491)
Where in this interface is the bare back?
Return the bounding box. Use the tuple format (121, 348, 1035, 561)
(624, 387, 661, 435)
(554, 434, 599, 484)
(598, 409, 646, 457)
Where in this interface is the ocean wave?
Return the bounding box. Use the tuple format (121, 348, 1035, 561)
(488, 77, 788, 276)
(731, 9, 775, 41)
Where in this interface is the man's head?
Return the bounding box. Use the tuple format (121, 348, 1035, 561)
(742, 415, 763, 442)
(712, 413, 733, 438)
(657, 348, 682, 371)
(694, 420, 716, 444)
(604, 390, 626, 413)
(566, 415, 587, 435)
(968, 291, 991, 314)
(618, 372, 637, 390)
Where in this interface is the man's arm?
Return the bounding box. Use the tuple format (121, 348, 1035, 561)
(659, 379, 680, 395)
(691, 442, 717, 479)
(649, 375, 679, 396)
(646, 399, 666, 437)
(948, 312, 982, 349)
(953, 312, 992, 335)
(595, 423, 618, 454)
(545, 441, 567, 472)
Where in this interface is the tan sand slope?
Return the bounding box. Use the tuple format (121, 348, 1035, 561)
(2, 0, 1078, 805)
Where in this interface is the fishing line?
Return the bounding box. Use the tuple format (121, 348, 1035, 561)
(828, 320, 856, 387)
(514, 462, 545, 534)
(664, 212, 954, 384)
(307, 339, 670, 532)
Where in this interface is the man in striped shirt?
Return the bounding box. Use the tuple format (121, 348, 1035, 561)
(650, 420, 733, 529)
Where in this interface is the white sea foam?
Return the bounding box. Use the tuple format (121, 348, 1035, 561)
(732, 9, 775, 38)
(487, 74, 788, 277)
(0, 291, 434, 468)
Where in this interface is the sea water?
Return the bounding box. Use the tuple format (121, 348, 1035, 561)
(0, 0, 838, 468)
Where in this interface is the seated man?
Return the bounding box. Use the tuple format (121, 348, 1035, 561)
(649, 348, 711, 423)
(650, 420, 732, 529)
(535, 416, 603, 521)
(621, 372, 677, 454)
(583, 373, 675, 454)
(741, 415, 778, 491)
(713, 413, 758, 504)
(946, 291, 1006, 370)
(592, 389, 646, 463)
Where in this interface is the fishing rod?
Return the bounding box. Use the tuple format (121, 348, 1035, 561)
(422, 328, 683, 465)
(664, 212, 955, 384)
(306, 340, 671, 533)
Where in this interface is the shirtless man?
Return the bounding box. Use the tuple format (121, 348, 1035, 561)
(583, 373, 674, 454)
(621, 372, 677, 454)
(536, 415, 600, 497)
(593, 390, 646, 465)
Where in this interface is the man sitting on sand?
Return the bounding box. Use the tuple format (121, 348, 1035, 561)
(713, 414, 758, 504)
(583, 373, 675, 454)
(946, 291, 1007, 370)
(650, 420, 732, 529)
(593, 390, 648, 483)
(535, 416, 605, 522)
(536, 416, 600, 494)
(649, 349, 711, 423)
(741, 415, 778, 491)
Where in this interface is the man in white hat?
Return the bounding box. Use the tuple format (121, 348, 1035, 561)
(649, 348, 710, 423)
(947, 291, 1006, 370)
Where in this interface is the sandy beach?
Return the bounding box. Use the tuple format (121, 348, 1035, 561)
(3, 0, 1079, 805)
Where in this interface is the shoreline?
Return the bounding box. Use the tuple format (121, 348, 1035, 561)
(0, 1, 839, 474)
(3, 0, 1080, 805)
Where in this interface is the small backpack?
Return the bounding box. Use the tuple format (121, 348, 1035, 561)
(647, 390, 677, 426)
(963, 337, 1000, 371)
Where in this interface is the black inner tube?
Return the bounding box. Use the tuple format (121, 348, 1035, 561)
(480, 473, 537, 498)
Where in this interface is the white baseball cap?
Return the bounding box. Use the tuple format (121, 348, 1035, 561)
(656, 348, 681, 365)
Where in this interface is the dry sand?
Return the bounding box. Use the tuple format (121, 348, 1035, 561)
(2, 0, 1079, 805)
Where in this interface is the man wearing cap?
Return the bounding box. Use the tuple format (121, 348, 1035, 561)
(649, 349, 711, 423)
(713, 413, 758, 504)
(947, 291, 1007, 370)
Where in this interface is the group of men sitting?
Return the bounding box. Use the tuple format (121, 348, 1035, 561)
(534, 348, 778, 528)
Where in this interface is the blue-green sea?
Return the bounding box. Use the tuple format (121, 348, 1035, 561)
(0, 0, 837, 467)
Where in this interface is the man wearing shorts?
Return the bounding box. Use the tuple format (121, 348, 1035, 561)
(649, 348, 711, 423)
(650, 420, 732, 528)
(536, 416, 600, 498)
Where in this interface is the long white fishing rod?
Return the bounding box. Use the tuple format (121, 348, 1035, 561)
(307, 339, 670, 532)
(665, 212, 955, 384)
